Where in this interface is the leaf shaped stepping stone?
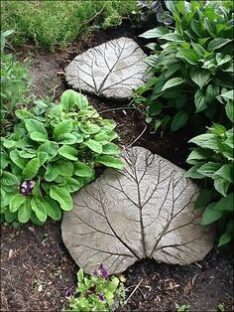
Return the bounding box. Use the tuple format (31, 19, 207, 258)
(62, 147, 215, 274)
(65, 37, 148, 99)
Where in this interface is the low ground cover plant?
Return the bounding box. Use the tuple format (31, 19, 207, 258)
(66, 265, 125, 312)
(1, 90, 123, 225)
(1, 30, 31, 135)
(1, 0, 137, 50)
(134, 0, 233, 132)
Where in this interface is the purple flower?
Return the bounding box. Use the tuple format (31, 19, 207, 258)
(19, 180, 35, 196)
(98, 292, 105, 302)
(96, 263, 109, 279)
(65, 287, 74, 298)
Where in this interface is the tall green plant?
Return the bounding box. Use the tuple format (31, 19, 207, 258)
(1, 30, 31, 135)
(134, 0, 233, 132)
(1, 90, 123, 225)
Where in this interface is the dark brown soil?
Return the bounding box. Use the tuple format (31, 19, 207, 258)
(1, 23, 233, 312)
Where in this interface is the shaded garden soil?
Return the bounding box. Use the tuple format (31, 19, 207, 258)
(1, 23, 234, 311)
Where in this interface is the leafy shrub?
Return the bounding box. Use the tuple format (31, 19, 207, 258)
(185, 121, 233, 246)
(137, 0, 173, 27)
(66, 265, 125, 312)
(1, 90, 123, 225)
(1, 30, 31, 135)
(134, 0, 233, 132)
(1, 1, 137, 50)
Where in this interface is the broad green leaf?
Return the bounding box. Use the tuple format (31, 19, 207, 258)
(218, 232, 231, 247)
(30, 212, 45, 225)
(189, 134, 220, 151)
(18, 200, 31, 223)
(224, 133, 234, 149)
(64, 177, 83, 193)
(139, 27, 169, 39)
(58, 145, 78, 161)
(25, 118, 47, 135)
(3, 139, 16, 149)
(214, 193, 234, 212)
(19, 150, 36, 159)
(10, 194, 25, 213)
(79, 122, 100, 135)
(197, 162, 222, 178)
(53, 120, 73, 139)
(220, 90, 233, 101)
(4, 210, 17, 223)
(43, 197, 62, 221)
(201, 203, 223, 225)
(50, 187, 73, 211)
(162, 77, 185, 91)
(190, 69, 210, 89)
(22, 158, 41, 180)
(37, 152, 49, 165)
(38, 141, 59, 159)
(61, 89, 89, 110)
(225, 101, 234, 122)
(31, 198, 47, 222)
(184, 165, 204, 179)
(95, 155, 124, 169)
(45, 164, 60, 182)
(10, 150, 27, 169)
(214, 178, 229, 197)
(194, 189, 213, 209)
(215, 165, 233, 183)
(176, 48, 199, 65)
(102, 143, 120, 155)
(74, 161, 94, 178)
(57, 133, 77, 144)
(0, 153, 9, 169)
(56, 160, 74, 177)
(216, 53, 231, 67)
(170, 111, 189, 131)
(207, 123, 226, 136)
(1, 171, 20, 186)
(194, 89, 207, 113)
(208, 38, 232, 51)
(30, 131, 48, 142)
(186, 148, 210, 165)
(85, 139, 103, 154)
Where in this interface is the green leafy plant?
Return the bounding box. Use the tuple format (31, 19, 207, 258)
(65, 264, 125, 312)
(1, 90, 123, 225)
(185, 120, 233, 246)
(134, 0, 233, 132)
(1, 30, 31, 135)
(175, 303, 190, 312)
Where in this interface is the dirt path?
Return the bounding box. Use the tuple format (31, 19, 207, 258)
(1, 24, 233, 312)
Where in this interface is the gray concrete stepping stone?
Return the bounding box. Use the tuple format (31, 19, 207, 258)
(62, 147, 215, 274)
(65, 37, 148, 99)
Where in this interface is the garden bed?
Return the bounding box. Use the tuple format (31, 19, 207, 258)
(1, 23, 233, 312)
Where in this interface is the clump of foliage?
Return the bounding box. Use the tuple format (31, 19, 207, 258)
(66, 265, 125, 312)
(1, 90, 123, 225)
(134, 0, 233, 132)
(186, 121, 233, 246)
(1, 0, 137, 50)
(1, 30, 31, 135)
(137, 0, 173, 27)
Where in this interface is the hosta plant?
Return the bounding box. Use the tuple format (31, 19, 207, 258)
(134, 0, 233, 132)
(185, 121, 233, 246)
(65, 265, 125, 312)
(1, 90, 123, 225)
